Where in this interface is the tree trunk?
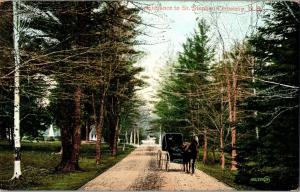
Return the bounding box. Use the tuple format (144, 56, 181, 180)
(85, 120, 90, 142)
(225, 66, 237, 171)
(133, 128, 136, 144)
(63, 86, 82, 171)
(58, 124, 72, 170)
(108, 111, 116, 154)
(212, 131, 216, 164)
(11, 0, 21, 179)
(107, 96, 119, 156)
(220, 86, 225, 170)
(9, 127, 13, 146)
(202, 128, 207, 164)
(130, 131, 133, 144)
(220, 126, 225, 169)
(137, 128, 139, 145)
(96, 92, 105, 164)
(56, 100, 73, 171)
(125, 131, 128, 144)
(252, 62, 259, 139)
(0, 121, 7, 140)
(112, 115, 119, 156)
(56, 87, 82, 172)
(231, 71, 237, 170)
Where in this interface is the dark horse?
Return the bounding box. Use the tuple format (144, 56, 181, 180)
(182, 136, 199, 174)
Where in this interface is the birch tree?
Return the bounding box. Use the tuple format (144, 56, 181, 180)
(12, 0, 21, 179)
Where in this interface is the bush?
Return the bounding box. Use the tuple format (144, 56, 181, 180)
(236, 165, 299, 190)
(54, 136, 61, 141)
(35, 136, 44, 142)
(45, 137, 55, 142)
(22, 136, 34, 142)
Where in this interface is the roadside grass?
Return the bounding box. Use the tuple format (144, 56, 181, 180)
(196, 150, 256, 190)
(0, 140, 134, 190)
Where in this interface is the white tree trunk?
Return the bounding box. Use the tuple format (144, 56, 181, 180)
(12, 0, 22, 180)
(130, 131, 133, 144)
(252, 64, 259, 139)
(133, 128, 136, 145)
(125, 131, 128, 144)
(159, 126, 162, 146)
(137, 128, 139, 146)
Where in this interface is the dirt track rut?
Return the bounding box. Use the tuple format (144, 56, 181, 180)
(80, 146, 233, 190)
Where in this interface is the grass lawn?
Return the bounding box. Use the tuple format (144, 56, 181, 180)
(196, 150, 256, 190)
(0, 140, 135, 190)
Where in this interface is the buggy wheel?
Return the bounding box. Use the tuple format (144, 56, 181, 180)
(165, 152, 170, 171)
(157, 150, 162, 169)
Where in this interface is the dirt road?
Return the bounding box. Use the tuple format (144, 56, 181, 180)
(80, 146, 233, 190)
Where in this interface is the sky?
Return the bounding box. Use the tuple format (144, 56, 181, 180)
(134, 1, 265, 119)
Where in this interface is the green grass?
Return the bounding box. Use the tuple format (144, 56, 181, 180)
(196, 150, 256, 190)
(0, 140, 134, 190)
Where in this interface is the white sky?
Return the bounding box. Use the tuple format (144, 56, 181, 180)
(135, 1, 266, 115)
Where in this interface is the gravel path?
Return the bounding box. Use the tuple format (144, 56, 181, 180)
(80, 145, 233, 191)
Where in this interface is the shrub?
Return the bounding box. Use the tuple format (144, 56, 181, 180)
(45, 137, 55, 142)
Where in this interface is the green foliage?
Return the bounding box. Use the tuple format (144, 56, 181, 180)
(196, 162, 255, 190)
(236, 2, 299, 190)
(45, 137, 55, 142)
(154, 19, 214, 139)
(24, 1, 144, 143)
(0, 2, 54, 139)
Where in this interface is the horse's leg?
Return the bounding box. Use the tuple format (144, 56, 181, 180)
(191, 158, 195, 174)
(187, 159, 191, 173)
(183, 154, 188, 173)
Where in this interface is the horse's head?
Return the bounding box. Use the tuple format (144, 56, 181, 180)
(191, 136, 199, 146)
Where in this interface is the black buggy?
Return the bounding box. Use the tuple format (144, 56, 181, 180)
(157, 133, 184, 171)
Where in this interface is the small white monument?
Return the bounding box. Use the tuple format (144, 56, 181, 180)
(48, 124, 55, 137)
(43, 124, 60, 139)
(89, 125, 96, 141)
(88, 125, 105, 142)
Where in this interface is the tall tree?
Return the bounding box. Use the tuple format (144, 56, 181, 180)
(236, 2, 299, 190)
(100, 2, 143, 156)
(23, 1, 144, 165)
(12, 0, 22, 179)
(23, 1, 106, 171)
(154, 19, 214, 157)
(0, 1, 53, 147)
(221, 42, 254, 170)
